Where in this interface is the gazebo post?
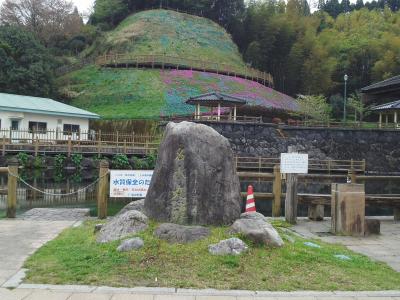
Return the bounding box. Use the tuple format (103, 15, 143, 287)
(234, 105, 237, 121)
(379, 112, 382, 128)
(385, 114, 389, 126)
(196, 103, 200, 120)
(217, 103, 221, 121)
(394, 111, 398, 127)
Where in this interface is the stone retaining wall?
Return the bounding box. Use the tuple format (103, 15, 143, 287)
(203, 121, 400, 173)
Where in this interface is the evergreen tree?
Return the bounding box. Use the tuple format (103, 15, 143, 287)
(0, 25, 54, 96)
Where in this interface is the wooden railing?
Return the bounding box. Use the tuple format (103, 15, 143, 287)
(95, 54, 274, 87)
(0, 129, 160, 156)
(285, 120, 400, 130)
(238, 169, 400, 219)
(165, 114, 264, 124)
(235, 157, 366, 174)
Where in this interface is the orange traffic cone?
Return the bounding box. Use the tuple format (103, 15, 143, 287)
(245, 185, 256, 213)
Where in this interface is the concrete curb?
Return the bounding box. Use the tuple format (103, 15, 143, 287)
(12, 284, 400, 297)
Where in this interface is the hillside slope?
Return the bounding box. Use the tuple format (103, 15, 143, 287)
(85, 9, 244, 69)
(61, 67, 297, 119)
(61, 9, 297, 119)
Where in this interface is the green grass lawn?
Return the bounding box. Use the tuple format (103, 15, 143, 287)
(24, 220, 400, 291)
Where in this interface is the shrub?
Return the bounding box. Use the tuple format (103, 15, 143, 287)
(112, 154, 130, 169)
(55, 154, 67, 169)
(33, 156, 44, 169)
(71, 154, 83, 169)
(145, 153, 157, 169)
(17, 152, 29, 167)
(132, 156, 147, 170)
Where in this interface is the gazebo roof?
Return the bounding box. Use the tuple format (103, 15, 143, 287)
(186, 92, 247, 107)
(371, 100, 400, 111)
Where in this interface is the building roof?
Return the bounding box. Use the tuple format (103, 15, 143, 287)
(361, 75, 400, 93)
(186, 92, 247, 107)
(0, 93, 100, 119)
(370, 99, 400, 111)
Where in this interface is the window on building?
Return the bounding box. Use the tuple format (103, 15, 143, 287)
(11, 120, 19, 130)
(63, 124, 80, 135)
(29, 121, 47, 133)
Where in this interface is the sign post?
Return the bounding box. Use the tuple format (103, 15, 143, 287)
(280, 146, 308, 224)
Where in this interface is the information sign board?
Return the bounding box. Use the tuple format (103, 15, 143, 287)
(110, 170, 153, 198)
(280, 153, 309, 174)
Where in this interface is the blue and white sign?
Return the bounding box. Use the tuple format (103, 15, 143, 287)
(110, 170, 153, 198)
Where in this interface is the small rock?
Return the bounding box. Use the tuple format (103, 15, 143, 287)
(94, 224, 103, 233)
(117, 199, 145, 216)
(231, 218, 284, 247)
(240, 212, 267, 221)
(117, 238, 144, 252)
(208, 238, 248, 255)
(283, 234, 295, 244)
(154, 223, 210, 243)
(97, 210, 148, 243)
(334, 254, 351, 261)
(304, 242, 321, 248)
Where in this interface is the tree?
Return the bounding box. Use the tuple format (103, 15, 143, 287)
(0, 0, 83, 45)
(296, 94, 332, 122)
(0, 25, 54, 97)
(89, 0, 128, 29)
(347, 92, 370, 121)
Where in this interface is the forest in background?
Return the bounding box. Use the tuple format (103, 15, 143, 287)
(1, 0, 400, 117)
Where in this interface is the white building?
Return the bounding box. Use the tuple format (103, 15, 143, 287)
(0, 93, 100, 141)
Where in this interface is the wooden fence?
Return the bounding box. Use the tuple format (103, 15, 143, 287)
(285, 120, 400, 130)
(165, 115, 264, 124)
(0, 129, 159, 157)
(238, 169, 400, 220)
(95, 54, 274, 87)
(236, 157, 366, 174)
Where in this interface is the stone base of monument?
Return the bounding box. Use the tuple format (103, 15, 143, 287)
(308, 204, 324, 221)
(364, 218, 381, 235)
(331, 183, 365, 236)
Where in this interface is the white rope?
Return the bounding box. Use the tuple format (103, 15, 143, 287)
(7, 171, 109, 196)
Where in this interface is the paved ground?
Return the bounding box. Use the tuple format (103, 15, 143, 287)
(1, 286, 400, 300)
(0, 208, 89, 287)
(1, 211, 400, 299)
(292, 217, 400, 272)
(20, 208, 90, 221)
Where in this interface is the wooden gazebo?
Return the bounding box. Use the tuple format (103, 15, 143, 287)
(185, 92, 247, 121)
(370, 100, 400, 128)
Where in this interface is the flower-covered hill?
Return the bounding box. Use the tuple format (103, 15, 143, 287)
(61, 66, 297, 119)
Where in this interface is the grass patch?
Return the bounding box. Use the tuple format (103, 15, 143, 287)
(24, 221, 400, 290)
(88, 201, 129, 217)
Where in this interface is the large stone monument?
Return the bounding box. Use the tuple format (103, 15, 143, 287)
(144, 121, 242, 225)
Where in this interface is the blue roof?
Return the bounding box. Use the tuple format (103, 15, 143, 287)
(0, 93, 100, 119)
